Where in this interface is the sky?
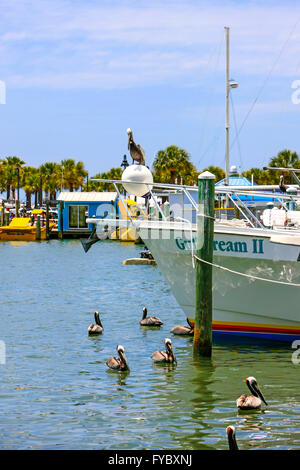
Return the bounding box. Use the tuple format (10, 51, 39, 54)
(1, 0, 300, 177)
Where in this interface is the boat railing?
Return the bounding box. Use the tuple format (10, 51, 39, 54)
(88, 177, 300, 231)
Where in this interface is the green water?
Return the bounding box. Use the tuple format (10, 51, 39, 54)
(0, 240, 299, 450)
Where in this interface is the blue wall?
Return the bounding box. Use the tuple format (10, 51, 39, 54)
(58, 200, 119, 231)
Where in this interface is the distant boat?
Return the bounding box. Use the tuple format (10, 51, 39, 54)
(0, 216, 55, 241)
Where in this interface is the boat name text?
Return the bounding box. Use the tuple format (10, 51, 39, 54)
(175, 237, 264, 254)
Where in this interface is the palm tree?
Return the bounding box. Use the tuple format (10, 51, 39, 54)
(87, 168, 123, 192)
(39, 162, 61, 201)
(268, 149, 299, 184)
(202, 166, 225, 183)
(21, 166, 38, 209)
(0, 160, 6, 194)
(153, 145, 197, 184)
(61, 159, 87, 191)
(1, 156, 25, 200)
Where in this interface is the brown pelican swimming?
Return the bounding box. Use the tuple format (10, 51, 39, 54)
(106, 344, 130, 371)
(126, 128, 146, 165)
(226, 426, 239, 450)
(140, 307, 163, 327)
(170, 318, 194, 335)
(236, 376, 268, 411)
(88, 311, 103, 335)
(152, 338, 177, 364)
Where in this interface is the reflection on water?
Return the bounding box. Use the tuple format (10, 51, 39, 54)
(0, 240, 300, 449)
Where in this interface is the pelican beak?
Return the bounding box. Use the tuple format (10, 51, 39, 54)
(247, 379, 268, 406)
(254, 383, 268, 406)
(119, 350, 130, 371)
(168, 343, 177, 363)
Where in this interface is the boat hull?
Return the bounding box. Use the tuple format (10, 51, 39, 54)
(0, 226, 51, 241)
(139, 224, 300, 342)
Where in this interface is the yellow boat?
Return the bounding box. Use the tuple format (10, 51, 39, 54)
(0, 217, 55, 241)
(110, 199, 146, 242)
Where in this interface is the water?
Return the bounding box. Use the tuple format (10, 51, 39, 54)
(0, 239, 300, 450)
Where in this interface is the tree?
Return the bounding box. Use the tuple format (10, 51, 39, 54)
(152, 145, 198, 185)
(21, 166, 38, 209)
(268, 149, 300, 184)
(61, 159, 87, 192)
(1, 156, 25, 200)
(87, 167, 123, 192)
(242, 167, 276, 185)
(39, 162, 61, 201)
(201, 166, 225, 183)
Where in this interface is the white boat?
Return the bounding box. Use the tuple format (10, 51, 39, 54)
(137, 215, 300, 342)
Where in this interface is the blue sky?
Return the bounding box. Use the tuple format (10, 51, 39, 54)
(1, 0, 300, 176)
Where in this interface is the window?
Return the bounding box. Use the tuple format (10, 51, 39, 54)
(68, 205, 88, 229)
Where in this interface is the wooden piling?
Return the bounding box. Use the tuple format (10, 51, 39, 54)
(46, 201, 50, 240)
(58, 201, 64, 239)
(1, 201, 5, 226)
(36, 215, 41, 240)
(193, 171, 215, 357)
(15, 200, 20, 217)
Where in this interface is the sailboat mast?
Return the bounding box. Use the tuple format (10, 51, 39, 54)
(225, 26, 230, 186)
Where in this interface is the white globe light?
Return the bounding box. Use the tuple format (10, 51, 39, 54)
(121, 165, 153, 197)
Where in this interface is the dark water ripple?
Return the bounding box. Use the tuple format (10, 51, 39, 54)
(0, 240, 300, 449)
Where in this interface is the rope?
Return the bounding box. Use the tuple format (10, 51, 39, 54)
(197, 213, 216, 221)
(193, 254, 300, 287)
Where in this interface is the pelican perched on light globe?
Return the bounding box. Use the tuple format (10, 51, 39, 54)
(140, 307, 163, 327)
(106, 345, 130, 371)
(236, 376, 268, 411)
(152, 338, 177, 364)
(226, 426, 239, 450)
(170, 318, 194, 336)
(126, 128, 146, 165)
(88, 311, 103, 335)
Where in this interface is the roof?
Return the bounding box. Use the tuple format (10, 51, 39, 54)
(9, 217, 31, 228)
(216, 176, 255, 186)
(57, 192, 118, 202)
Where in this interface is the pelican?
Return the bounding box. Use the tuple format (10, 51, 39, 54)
(140, 307, 163, 327)
(106, 344, 130, 371)
(170, 318, 194, 335)
(152, 338, 177, 364)
(126, 128, 146, 165)
(279, 175, 287, 193)
(236, 376, 268, 411)
(226, 426, 239, 451)
(88, 311, 103, 335)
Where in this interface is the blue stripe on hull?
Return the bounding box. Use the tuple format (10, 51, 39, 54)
(213, 329, 299, 343)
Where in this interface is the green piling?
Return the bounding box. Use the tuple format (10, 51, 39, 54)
(36, 214, 41, 240)
(15, 200, 20, 217)
(46, 201, 50, 240)
(58, 201, 64, 239)
(1, 201, 5, 226)
(193, 171, 215, 357)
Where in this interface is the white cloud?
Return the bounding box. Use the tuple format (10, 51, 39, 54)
(1, 0, 300, 89)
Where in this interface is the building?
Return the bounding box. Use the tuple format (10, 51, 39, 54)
(57, 192, 119, 237)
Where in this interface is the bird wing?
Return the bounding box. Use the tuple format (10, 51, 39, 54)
(137, 145, 146, 165)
